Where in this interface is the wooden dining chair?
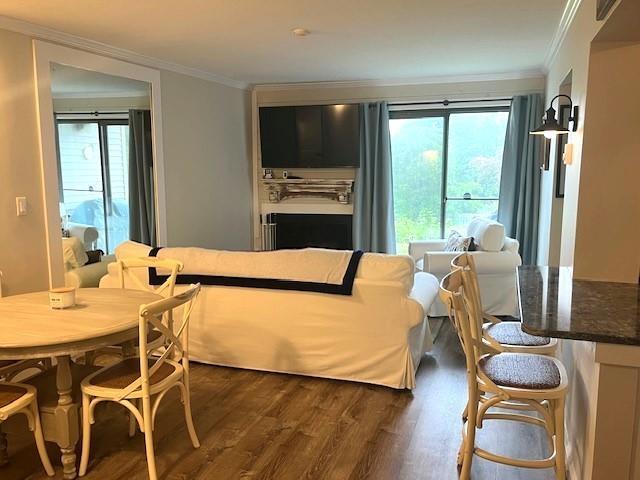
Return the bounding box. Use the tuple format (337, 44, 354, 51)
(451, 253, 557, 355)
(79, 283, 201, 480)
(86, 257, 184, 365)
(0, 382, 55, 476)
(0, 359, 52, 382)
(440, 269, 567, 480)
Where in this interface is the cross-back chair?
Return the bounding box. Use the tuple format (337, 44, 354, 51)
(79, 283, 201, 480)
(0, 359, 51, 382)
(440, 269, 567, 480)
(0, 382, 54, 476)
(86, 257, 184, 365)
(451, 253, 557, 355)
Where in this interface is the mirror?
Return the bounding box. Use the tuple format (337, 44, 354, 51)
(50, 64, 156, 287)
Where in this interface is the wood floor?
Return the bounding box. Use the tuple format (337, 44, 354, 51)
(4, 321, 555, 480)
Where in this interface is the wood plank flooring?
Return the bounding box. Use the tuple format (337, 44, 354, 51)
(3, 321, 555, 480)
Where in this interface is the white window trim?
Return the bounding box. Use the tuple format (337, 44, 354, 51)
(33, 40, 167, 288)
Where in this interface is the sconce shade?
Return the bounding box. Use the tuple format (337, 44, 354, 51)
(530, 105, 571, 139)
(530, 94, 578, 139)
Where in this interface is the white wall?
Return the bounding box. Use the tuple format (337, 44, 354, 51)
(161, 70, 252, 250)
(572, 41, 640, 282)
(537, 0, 602, 268)
(0, 28, 50, 296)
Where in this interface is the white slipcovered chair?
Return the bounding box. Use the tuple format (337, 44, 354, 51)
(62, 236, 114, 288)
(409, 218, 521, 317)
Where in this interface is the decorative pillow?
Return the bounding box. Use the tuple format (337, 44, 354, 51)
(443, 231, 476, 252)
(86, 249, 105, 265)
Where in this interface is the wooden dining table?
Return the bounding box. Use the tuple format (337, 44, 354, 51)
(0, 287, 161, 479)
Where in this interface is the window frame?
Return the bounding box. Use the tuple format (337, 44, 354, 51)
(389, 105, 509, 239)
(55, 118, 129, 252)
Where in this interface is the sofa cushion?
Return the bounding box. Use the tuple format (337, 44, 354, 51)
(466, 217, 505, 252)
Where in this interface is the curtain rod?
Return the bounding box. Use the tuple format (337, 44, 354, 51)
(55, 111, 131, 116)
(391, 97, 513, 107)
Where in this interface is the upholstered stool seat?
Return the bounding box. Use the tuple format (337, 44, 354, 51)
(479, 353, 561, 390)
(485, 322, 550, 347)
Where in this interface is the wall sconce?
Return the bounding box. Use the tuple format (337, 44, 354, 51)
(530, 94, 579, 139)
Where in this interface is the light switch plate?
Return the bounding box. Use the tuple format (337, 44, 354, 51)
(16, 196, 27, 216)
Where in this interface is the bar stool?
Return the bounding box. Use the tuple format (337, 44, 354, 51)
(451, 253, 557, 355)
(440, 269, 567, 480)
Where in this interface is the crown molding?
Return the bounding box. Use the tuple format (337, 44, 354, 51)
(52, 91, 149, 99)
(251, 70, 545, 91)
(0, 15, 249, 90)
(543, 0, 582, 71)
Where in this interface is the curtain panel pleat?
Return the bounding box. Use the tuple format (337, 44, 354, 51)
(128, 109, 157, 247)
(497, 94, 544, 265)
(353, 102, 396, 254)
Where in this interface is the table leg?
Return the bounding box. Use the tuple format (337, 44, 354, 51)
(121, 340, 136, 359)
(55, 355, 79, 480)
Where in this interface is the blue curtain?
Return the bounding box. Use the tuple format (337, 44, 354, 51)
(497, 94, 544, 265)
(128, 109, 156, 247)
(353, 102, 396, 253)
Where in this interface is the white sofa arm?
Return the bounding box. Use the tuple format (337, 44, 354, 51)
(65, 261, 110, 288)
(503, 237, 520, 254)
(424, 250, 522, 275)
(408, 240, 447, 260)
(67, 222, 99, 249)
(409, 272, 439, 318)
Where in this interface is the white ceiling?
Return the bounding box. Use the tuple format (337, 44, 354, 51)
(0, 1, 567, 85)
(51, 63, 150, 98)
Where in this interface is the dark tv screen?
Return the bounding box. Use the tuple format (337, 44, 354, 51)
(259, 104, 360, 168)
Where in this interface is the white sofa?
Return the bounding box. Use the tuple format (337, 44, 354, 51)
(99, 241, 439, 389)
(409, 218, 521, 317)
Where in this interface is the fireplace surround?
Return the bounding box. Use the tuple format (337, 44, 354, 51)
(262, 213, 352, 250)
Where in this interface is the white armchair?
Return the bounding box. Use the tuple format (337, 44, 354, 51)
(409, 218, 522, 317)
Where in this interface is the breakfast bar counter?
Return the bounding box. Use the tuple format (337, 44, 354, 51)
(517, 265, 640, 480)
(518, 265, 640, 345)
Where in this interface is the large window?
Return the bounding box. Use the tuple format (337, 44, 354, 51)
(390, 107, 509, 253)
(57, 118, 130, 253)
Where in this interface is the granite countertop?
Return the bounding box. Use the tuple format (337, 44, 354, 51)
(518, 266, 640, 345)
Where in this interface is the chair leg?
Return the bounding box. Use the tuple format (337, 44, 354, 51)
(84, 351, 96, 367)
(128, 399, 138, 438)
(460, 390, 478, 480)
(180, 381, 200, 448)
(554, 397, 566, 480)
(0, 426, 8, 466)
(30, 401, 55, 476)
(79, 393, 92, 476)
(142, 395, 158, 480)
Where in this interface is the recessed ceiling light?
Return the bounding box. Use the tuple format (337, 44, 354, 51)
(292, 28, 310, 37)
